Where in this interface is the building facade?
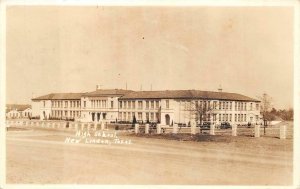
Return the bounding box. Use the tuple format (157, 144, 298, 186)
(6, 104, 32, 119)
(118, 90, 261, 126)
(31, 89, 261, 125)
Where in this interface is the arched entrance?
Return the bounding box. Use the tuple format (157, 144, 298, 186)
(165, 114, 170, 125)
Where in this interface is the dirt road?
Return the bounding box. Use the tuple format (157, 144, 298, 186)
(6, 127, 293, 185)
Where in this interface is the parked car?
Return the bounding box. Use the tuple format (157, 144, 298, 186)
(220, 122, 231, 129)
(200, 122, 211, 129)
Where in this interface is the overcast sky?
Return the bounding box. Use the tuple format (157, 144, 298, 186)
(6, 6, 294, 109)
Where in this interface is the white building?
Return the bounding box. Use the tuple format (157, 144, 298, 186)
(80, 89, 132, 122)
(118, 90, 261, 126)
(6, 104, 32, 119)
(31, 88, 261, 125)
(31, 93, 83, 120)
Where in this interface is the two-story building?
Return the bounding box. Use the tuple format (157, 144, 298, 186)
(118, 90, 261, 126)
(31, 88, 261, 125)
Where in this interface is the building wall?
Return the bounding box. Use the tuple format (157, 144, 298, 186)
(80, 96, 120, 122)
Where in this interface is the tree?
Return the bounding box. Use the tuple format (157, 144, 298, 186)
(132, 114, 137, 126)
(258, 93, 273, 126)
(184, 100, 214, 126)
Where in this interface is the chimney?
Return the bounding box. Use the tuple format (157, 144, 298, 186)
(218, 85, 222, 92)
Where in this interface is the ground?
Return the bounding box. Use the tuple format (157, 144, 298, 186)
(6, 123, 293, 185)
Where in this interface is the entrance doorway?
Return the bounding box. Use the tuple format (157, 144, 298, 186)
(165, 114, 170, 125)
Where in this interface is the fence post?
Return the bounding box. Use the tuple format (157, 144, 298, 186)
(145, 124, 149, 134)
(254, 124, 260, 138)
(173, 123, 178, 134)
(101, 122, 105, 130)
(157, 124, 161, 134)
(232, 124, 237, 136)
(280, 125, 286, 139)
(191, 121, 196, 135)
(210, 123, 215, 135)
(135, 124, 139, 134)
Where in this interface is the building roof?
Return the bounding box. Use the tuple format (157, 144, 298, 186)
(32, 93, 84, 100)
(119, 90, 260, 102)
(83, 89, 133, 97)
(6, 104, 31, 112)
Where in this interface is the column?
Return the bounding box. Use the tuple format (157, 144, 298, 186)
(280, 125, 286, 139)
(254, 124, 260, 137)
(101, 122, 105, 130)
(232, 124, 237, 136)
(157, 124, 161, 134)
(145, 124, 149, 134)
(191, 121, 196, 135)
(210, 123, 215, 135)
(135, 123, 139, 134)
(173, 123, 178, 134)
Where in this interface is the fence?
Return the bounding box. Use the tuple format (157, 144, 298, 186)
(5, 119, 110, 131)
(133, 122, 292, 140)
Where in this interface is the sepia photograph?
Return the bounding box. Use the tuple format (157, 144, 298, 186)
(1, 0, 299, 188)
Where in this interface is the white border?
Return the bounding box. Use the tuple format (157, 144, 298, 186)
(1, 0, 299, 189)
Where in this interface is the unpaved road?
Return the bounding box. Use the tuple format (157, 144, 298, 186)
(6, 127, 293, 185)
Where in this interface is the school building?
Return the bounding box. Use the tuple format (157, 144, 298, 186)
(31, 88, 261, 126)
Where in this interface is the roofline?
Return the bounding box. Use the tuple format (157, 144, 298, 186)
(119, 97, 260, 102)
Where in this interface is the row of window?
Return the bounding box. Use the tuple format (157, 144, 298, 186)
(51, 110, 81, 118)
(118, 112, 160, 121)
(50, 100, 81, 108)
(119, 100, 169, 110)
(91, 100, 112, 109)
(182, 100, 259, 111)
(8, 112, 32, 117)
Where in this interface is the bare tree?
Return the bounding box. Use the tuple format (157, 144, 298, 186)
(184, 100, 214, 125)
(258, 93, 273, 126)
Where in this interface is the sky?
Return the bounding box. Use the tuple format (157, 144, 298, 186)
(6, 6, 294, 109)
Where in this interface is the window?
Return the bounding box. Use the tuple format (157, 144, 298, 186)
(213, 101, 217, 109)
(222, 114, 225, 122)
(151, 101, 154, 109)
(230, 102, 232, 110)
(65, 101, 68, 108)
(151, 113, 154, 121)
(146, 113, 149, 121)
(138, 112, 142, 120)
(43, 101, 46, 107)
(146, 101, 149, 109)
(166, 100, 169, 109)
(219, 101, 222, 110)
(256, 103, 259, 110)
(256, 115, 259, 121)
(226, 102, 228, 110)
(132, 101, 135, 109)
(213, 114, 216, 121)
(244, 114, 247, 122)
(241, 114, 243, 122)
(128, 101, 131, 109)
(219, 114, 221, 121)
(120, 101, 123, 109)
(111, 101, 114, 109)
(128, 112, 131, 121)
(124, 112, 127, 121)
(235, 114, 237, 122)
(229, 114, 232, 121)
(235, 102, 237, 110)
(124, 101, 127, 109)
(223, 102, 225, 110)
(84, 101, 86, 108)
(138, 101, 143, 109)
(155, 101, 159, 109)
(250, 103, 253, 110)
